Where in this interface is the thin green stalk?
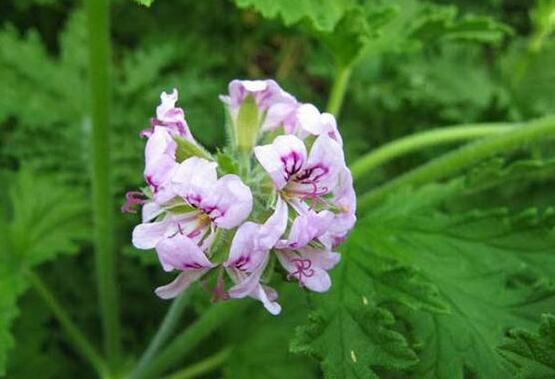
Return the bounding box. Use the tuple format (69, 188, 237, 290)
(132, 301, 247, 379)
(358, 115, 555, 212)
(163, 347, 233, 379)
(86, 0, 121, 369)
(326, 65, 353, 117)
(130, 292, 191, 379)
(350, 123, 516, 180)
(28, 271, 109, 377)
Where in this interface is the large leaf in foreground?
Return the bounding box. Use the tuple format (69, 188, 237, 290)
(498, 313, 555, 379)
(360, 189, 555, 379)
(290, 241, 449, 378)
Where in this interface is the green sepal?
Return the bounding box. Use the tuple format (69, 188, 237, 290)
(174, 136, 213, 162)
(216, 151, 239, 175)
(235, 95, 260, 153)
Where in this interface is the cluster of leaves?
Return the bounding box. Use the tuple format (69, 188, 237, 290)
(2, 0, 555, 378)
(0, 169, 89, 375)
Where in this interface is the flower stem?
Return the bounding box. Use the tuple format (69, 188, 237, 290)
(28, 271, 109, 378)
(350, 123, 516, 180)
(86, 0, 121, 369)
(130, 292, 191, 379)
(326, 64, 353, 117)
(162, 346, 233, 379)
(358, 115, 555, 212)
(131, 301, 247, 379)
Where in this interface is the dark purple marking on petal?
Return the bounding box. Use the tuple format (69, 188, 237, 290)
(145, 175, 159, 193)
(288, 258, 315, 287)
(233, 255, 251, 271)
(295, 163, 329, 184)
(281, 150, 304, 181)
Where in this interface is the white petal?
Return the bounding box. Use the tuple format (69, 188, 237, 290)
(172, 157, 218, 200)
(132, 219, 171, 249)
(155, 270, 208, 299)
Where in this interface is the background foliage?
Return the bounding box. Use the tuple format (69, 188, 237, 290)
(1, 0, 554, 378)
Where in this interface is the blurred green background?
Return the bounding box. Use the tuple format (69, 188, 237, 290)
(0, 0, 554, 378)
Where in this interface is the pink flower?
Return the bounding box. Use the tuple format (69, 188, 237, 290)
(126, 81, 357, 313)
(254, 134, 345, 208)
(141, 89, 195, 142)
(224, 196, 288, 315)
(132, 157, 253, 298)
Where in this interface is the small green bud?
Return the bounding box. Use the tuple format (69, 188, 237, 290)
(235, 95, 260, 153)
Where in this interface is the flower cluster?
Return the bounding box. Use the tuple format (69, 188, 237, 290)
(125, 80, 356, 315)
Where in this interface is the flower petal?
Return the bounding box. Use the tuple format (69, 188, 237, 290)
(302, 134, 345, 188)
(172, 157, 218, 203)
(278, 209, 334, 249)
(132, 219, 172, 249)
(154, 270, 208, 299)
(202, 174, 253, 229)
(297, 104, 343, 145)
(155, 233, 214, 272)
(258, 195, 289, 249)
(226, 222, 266, 271)
(142, 201, 163, 222)
(254, 135, 307, 189)
(227, 255, 268, 298)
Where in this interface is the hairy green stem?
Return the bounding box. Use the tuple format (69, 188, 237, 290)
(350, 123, 516, 179)
(86, 0, 121, 369)
(326, 65, 353, 117)
(28, 271, 109, 377)
(132, 301, 247, 379)
(130, 292, 191, 379)
(163, 346, 233, 379)
(358, 115, 555, 212)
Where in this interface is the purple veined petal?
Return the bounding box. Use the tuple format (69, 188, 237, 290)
(301, 134, 345, 188)
(171, 157, 218, 202)
(226, 222, 266, 272)
(132, 218, 173, 249)
(254, 135, 307, 190)
(278, 209, 334, 249)
(225, 196, 287, 272)
(227, 253, 269, 298)
(201, 174, 253, 229)
(276, 247, 340, 293)
(145, 155, 177, 194)
(154, 270, 209, 300)
(155, 233, 214, 272)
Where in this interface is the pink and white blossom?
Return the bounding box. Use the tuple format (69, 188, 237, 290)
(254, 134, 345, 208)
(126, 82, 356, 313)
